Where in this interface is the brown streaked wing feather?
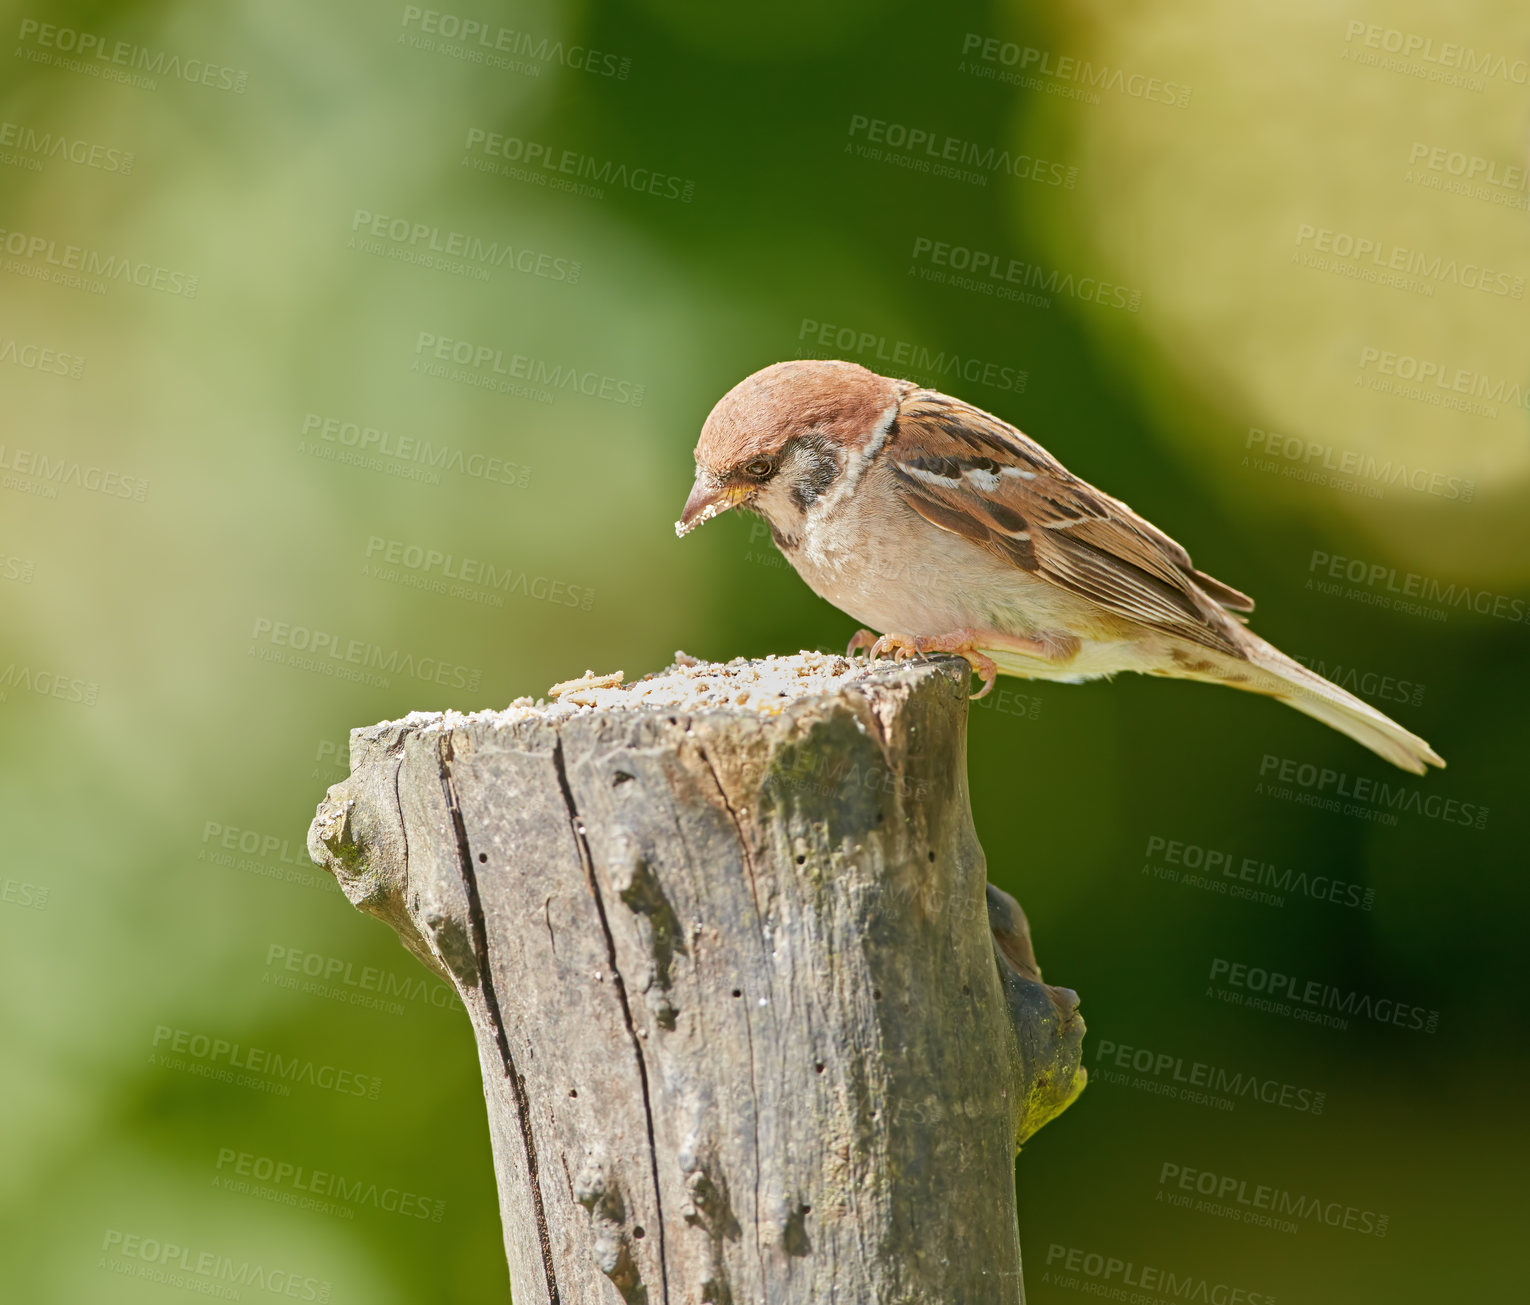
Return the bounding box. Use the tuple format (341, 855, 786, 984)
(1189, 569, 1254, 614)
(890, 394, 1249, 653)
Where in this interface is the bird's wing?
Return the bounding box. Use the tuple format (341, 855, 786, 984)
(888, 391, 1253, 655)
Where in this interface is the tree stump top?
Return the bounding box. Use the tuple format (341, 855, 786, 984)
(358, 649, 960, 738)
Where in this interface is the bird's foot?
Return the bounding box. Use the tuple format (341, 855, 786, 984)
(852, 628, 1000, 700)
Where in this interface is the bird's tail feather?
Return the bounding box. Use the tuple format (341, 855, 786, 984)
(1240, 637, 1444, 775)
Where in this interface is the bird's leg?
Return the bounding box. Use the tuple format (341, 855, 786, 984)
(863, 629, 1002, 700)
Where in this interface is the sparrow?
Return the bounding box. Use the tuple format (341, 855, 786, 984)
(675, 360, 1444, 775)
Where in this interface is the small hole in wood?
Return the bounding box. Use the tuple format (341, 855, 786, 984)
(873, 988, 883, 1000)
(613, 771, 635, 786)
(814, 1061, 825, 1073)
(477, 852, 487, 863)
(962, 984, 971, 996)
(801, 1205, 811, 1214)
(731, 988, 742, 998)
(633, 1226, 645, 1239)
(928, 850, 936, 862)
(795, 855, 806, 865)
(569, 1088, 578, 1098)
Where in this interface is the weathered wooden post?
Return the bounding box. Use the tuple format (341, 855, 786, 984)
(307, 652, 1085, 1303)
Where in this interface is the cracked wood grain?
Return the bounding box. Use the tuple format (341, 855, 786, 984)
(552, 735, 672, 1305)
(308, 655, 1086, 1303)
(441, 733, 561, 1304)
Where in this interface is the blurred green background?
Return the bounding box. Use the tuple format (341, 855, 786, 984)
(2, 0, 1526, 1300)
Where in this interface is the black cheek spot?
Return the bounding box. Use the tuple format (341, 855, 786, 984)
(790, 453, 841, 511)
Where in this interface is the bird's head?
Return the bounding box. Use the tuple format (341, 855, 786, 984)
(675, 360, 904, 544)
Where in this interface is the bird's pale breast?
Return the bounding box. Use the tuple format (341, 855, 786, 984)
(781, 458, 1112, 642)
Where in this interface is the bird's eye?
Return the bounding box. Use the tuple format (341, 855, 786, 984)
(744, 458, 775, 480)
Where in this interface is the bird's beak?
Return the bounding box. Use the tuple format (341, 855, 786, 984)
(675, 471, 746, 538)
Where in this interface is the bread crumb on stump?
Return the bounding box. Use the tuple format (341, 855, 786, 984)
(548, 669, 625, 700)
(357, 651, 964, 742)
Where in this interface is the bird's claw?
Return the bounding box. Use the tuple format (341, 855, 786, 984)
(849, 629, 999, 699)
(965, 655, 999, 700)
(870, 632, 923, 663)
(846, 629, 880, 659)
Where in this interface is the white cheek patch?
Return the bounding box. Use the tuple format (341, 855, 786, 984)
(755, 478, 794, 517)
(861, 398, 899, 461)
(812, 396, 900, 519)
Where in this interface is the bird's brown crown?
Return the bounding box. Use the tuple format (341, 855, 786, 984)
(694, 360, 903, 475)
